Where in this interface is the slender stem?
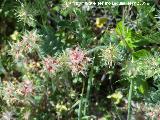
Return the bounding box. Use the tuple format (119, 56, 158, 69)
(78, 97, 82, 120)
(122, 8, 134, 119)
(127, 79, 133, 120)
(84, 67, 93, 116)
(78, 79, 85, 120)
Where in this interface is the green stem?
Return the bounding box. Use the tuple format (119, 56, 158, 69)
(84, 67, 93, 116)
(78, 79, 85, 120)
(78, 97, 82, 120)
(127, 79, 133, 120)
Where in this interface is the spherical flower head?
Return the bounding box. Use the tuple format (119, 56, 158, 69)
(15, 3, 38, 27)
(22, 30, 40, 53)
(68, 47, 90, 75)
(2, 82, 18, 105)
(21, 80, 33, 96)
(101, 44, 119, 67)
(22, 30, 40, 44)
(3, 82, 15, 98)
(43, 55, 59, 73)
(10, 30, 41, 62)
(69, 47, 85, 64)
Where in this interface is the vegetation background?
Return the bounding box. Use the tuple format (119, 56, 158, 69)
(0, 0, 160, 119)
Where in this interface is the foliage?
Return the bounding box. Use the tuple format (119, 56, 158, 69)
(0, 0, 160, 119)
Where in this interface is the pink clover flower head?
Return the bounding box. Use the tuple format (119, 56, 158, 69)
(4, 82, 15, 97)
(68, 47, 90, 75)
(43, 55, 59, 73)
(21, 80, 33, 96)
(69, 47, 85, 64)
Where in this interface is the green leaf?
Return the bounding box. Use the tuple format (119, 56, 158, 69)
(116, 21, 136, 49)
(144, 32, 160, 44)
(133, 49, 151, 60)
(133, 32, 160, 46)
(134, 76, 148, 95)
(138, 80, 148, 94)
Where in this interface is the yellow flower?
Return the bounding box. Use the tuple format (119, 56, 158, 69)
(10, 31, 19, 41)
(107, 91, 123, 104)
(56, 103, 68, 113)
(96, 17, 108, 28)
